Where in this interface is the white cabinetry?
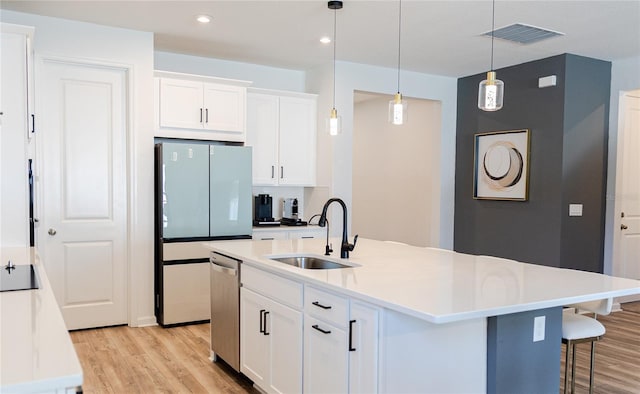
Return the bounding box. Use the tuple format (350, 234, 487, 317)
(247, 89, 317, 186)
(154, 71, 250, 142)
(1, 24, 34, 247)
(252, 226, 325, 241)
(240, 265, 303, 394)
(303, 286, 380, 394)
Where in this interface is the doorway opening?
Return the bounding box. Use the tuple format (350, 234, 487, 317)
(352, 91, 441, 247)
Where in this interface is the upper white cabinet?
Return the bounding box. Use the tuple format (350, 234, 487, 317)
(1, 24, 34, 248)
(154, 71, 250, 142)
(247, 89, 317, 186)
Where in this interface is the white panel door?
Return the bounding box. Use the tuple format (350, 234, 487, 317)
(240, 288, 269, 388)
(349, 301, 380, 394)
(40, 59, 127, 330)
(303, 315, 348, 394)
(159, 78, 203, 129)
(267, 299, 303, 394)
(618, 93, 640, 280)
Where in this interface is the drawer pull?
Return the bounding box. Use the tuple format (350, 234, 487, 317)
(263, 311, 270, 335)
(312, 301, 332, 310)
(349, 319, 356, 351)
(312, 324, 331, 334)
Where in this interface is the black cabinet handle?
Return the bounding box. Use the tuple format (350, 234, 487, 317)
(348, 319, 356, 351)
(205, 108, 209, 123)
(263, 311, 270, 335)
(259, 309, 265, 333)
(312, 301, 332, 310)
(200, 108, 203, 123)
(31, 114, 35, 133)
(312, 324, 331, 334)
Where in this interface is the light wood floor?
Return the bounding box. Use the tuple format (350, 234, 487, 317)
(71, 303, 640, 394)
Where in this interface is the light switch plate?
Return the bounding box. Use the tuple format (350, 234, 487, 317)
(533, 316, 546, 342)
(569, 204, 583, 217)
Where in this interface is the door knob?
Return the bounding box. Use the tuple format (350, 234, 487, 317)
(48, 228, 57, 236)
(621, 224, 629, 230)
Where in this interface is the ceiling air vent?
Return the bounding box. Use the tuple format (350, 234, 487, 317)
(483, 23, 564, 45)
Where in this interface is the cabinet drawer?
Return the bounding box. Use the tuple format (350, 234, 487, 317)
(252, 230, 288, 240)
(242, 264, 303, 310)
(304, 285, 349, 328)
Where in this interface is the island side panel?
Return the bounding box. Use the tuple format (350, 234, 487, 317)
(379, 309, 487, 393)
(486, 307, 562, 394)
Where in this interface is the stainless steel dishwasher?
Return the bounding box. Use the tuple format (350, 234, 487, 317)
(210, 252, 241, 372)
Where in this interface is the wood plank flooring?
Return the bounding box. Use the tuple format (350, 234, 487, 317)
(71, 303, 640, 394)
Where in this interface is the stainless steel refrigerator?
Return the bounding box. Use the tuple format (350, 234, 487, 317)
(154, 140, 252, 326)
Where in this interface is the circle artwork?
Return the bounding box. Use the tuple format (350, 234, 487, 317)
(482, 141, 523, 190)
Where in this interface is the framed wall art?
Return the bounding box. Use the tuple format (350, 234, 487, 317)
(473, 129, 530, 201)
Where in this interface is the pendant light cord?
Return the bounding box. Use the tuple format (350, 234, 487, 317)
(490, 0, 495, 71)
(396, 0, 402, 94)
(332, 7, 337, 109)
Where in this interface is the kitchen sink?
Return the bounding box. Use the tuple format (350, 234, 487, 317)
(268, 255, 358, 270)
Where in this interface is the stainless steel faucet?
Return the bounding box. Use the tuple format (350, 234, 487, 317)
(318, 198, 358, 258)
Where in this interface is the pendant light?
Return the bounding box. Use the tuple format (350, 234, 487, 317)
(328, 0, 343, 136)
(478, 0, 504, 111)
(389, 0, 407, 125)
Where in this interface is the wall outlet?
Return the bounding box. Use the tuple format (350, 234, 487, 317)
(569, 204, 583, 217)
(533, 316, 546, 342)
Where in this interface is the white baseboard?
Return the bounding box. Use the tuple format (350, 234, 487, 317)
(131, 315, 158, 327)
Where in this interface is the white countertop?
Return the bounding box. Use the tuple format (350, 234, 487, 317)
(0, 247, 83, 393)
(205, 238, 640, 324)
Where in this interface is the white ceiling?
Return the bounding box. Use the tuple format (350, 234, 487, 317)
(2, 1, 639, 77)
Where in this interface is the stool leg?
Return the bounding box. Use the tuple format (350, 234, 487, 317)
(564, 342, 571, 394)
(589, 341, 596, 394)
(571, 343, 577, 394)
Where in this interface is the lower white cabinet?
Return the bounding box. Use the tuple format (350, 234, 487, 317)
(303, 286, 380, 394)
(252, 226, 325, 241)
(240, 268, 303, 394)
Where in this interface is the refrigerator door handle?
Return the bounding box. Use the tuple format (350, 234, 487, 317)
(210, 262, 237, 276)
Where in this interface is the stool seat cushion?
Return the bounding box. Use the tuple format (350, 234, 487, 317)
(562, 313, 605, 340)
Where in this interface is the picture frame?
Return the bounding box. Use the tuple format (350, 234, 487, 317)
(473, 129, 530, 201)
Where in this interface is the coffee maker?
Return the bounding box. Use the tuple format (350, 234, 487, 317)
(281, 198, 307, 226)
(253, 194, 279, 226)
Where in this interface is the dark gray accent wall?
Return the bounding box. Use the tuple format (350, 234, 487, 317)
(486, 307, 563, 394)
(454, 54, 611, 272)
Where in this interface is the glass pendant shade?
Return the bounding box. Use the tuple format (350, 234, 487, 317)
(328, 107, 342, 136)
(388, 93, 408, 125)
(478, 71, 504, 111)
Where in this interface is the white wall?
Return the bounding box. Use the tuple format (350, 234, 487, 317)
(306, 61, 458, 249)
(604, 55, 640, 275)
(352, 93, 442, 247)
(0, 10, 156, 326)
(155, 51, 306, 92)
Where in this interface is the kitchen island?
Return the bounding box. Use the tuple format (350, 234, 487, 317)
(206, 237, 640, 394)
(0, 247, 83, 393)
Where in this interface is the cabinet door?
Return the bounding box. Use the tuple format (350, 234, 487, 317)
(267, 299, 303, 394)
(304, 315, 348, 394)
(278, 96, 316, 186)
(246, 93, 279, 185)
(240, 288, 269, 388)
(349, 301, 380, 394)
(159, 78, 204, 129)
(203, 83, 246, 133)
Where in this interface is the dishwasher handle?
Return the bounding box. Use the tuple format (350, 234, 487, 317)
(210, 262, 237, 276)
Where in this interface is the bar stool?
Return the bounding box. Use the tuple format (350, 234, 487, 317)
(562, 298, 613, 394)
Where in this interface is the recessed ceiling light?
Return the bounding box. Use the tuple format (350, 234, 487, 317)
(196, 15, 212, 24)
(320, 36, 331, 44)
